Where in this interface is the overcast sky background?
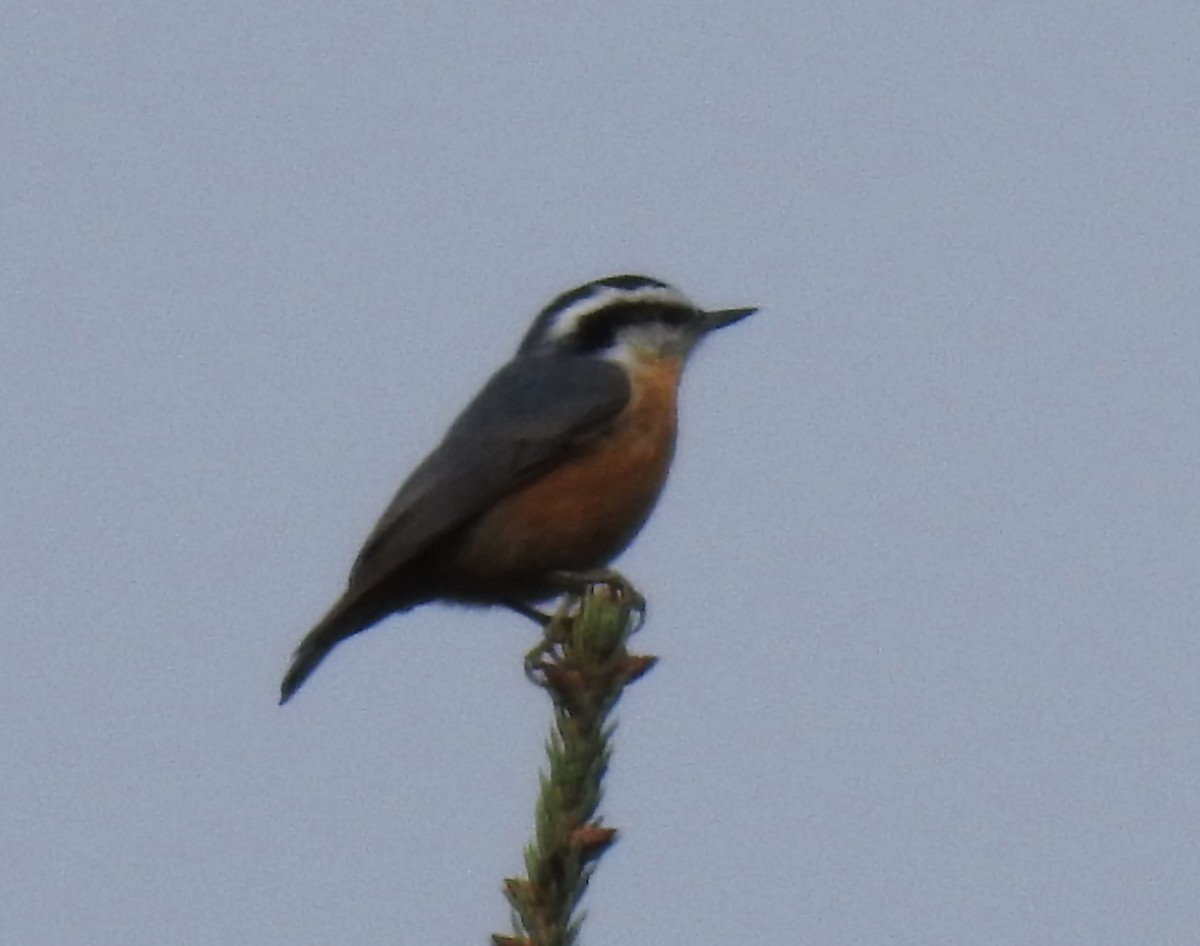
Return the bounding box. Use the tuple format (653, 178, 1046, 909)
(4, 3, 1199, 944)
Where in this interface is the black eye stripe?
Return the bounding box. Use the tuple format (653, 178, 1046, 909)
(572, 303, 691, 351)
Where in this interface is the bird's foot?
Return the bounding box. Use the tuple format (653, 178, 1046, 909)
(522, 597, 576, 683)
(519, 571, 646, 683)
(550, 568, 646, 628)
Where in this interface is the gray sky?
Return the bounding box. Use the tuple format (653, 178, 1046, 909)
(4, 3, 1199, 944)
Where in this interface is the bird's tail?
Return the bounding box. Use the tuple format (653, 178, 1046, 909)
(279, 591, 393, 705)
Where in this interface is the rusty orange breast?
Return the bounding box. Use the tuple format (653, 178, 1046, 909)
(451, 357, 683, 586)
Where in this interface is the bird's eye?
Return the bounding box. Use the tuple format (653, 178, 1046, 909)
(568, 302, 690, 353)
(573, 318, 618, 352)
(571, 304, 642, 352)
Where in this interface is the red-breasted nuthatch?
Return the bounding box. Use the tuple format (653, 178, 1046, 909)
(280, 274, 755, 703)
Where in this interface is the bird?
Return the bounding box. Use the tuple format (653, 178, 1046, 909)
(280, 274, 755, 704)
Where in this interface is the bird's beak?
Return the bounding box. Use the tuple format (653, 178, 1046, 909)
(700, 306, 758, 332)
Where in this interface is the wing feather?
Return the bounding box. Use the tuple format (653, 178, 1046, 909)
(346, 356, 630, 591)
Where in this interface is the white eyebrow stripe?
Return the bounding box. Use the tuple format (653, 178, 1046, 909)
(543, 286, 694, 342)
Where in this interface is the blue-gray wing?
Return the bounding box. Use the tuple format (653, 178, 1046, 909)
(346, 356, 630, 591)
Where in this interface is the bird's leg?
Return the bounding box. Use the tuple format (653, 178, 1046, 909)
(509, 597, 576, 682)
(503, 598, 554, 626)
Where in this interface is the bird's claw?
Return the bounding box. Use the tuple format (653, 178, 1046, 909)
(550, 568, 646, 618)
